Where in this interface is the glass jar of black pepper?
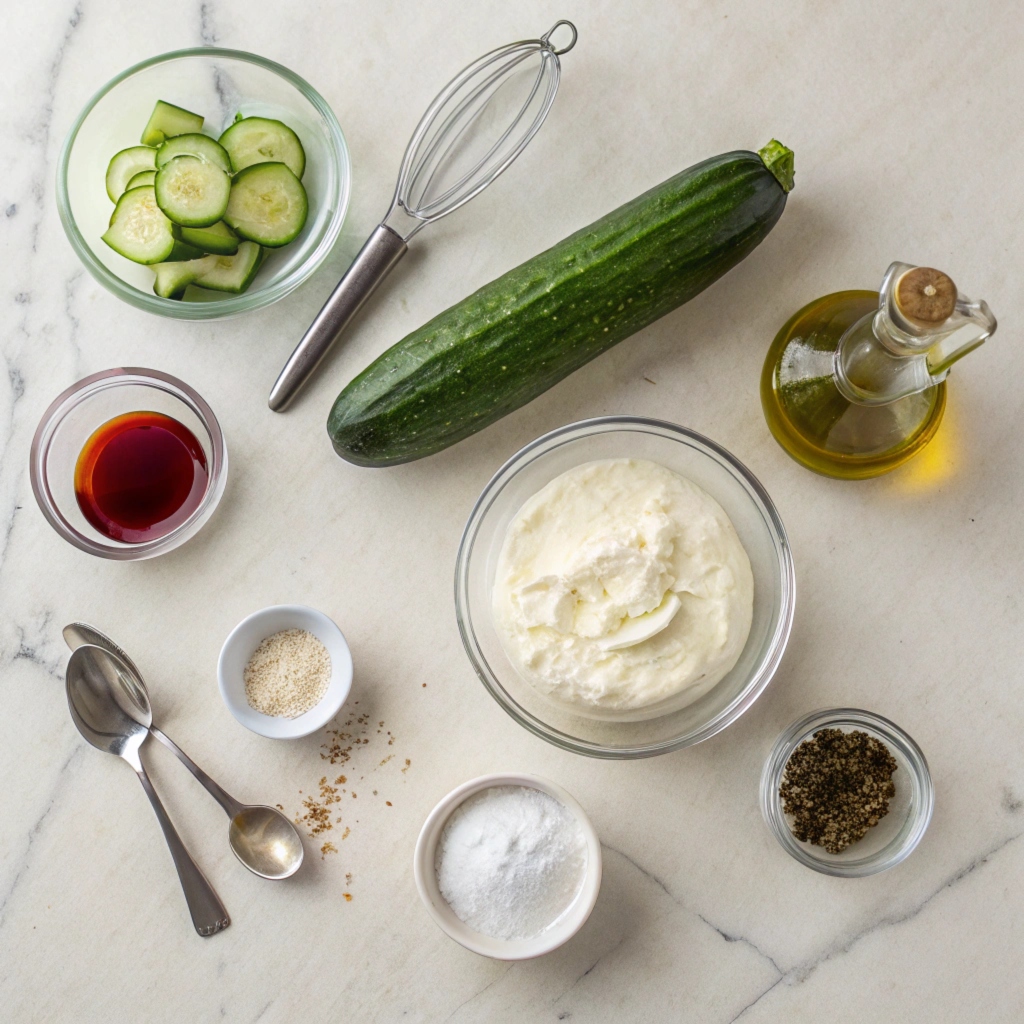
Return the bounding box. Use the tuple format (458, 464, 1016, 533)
(760, 708, 934, 876)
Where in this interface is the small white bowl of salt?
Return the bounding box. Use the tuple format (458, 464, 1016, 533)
(218, 605, 353, 739)
(413, 773, 602, 959)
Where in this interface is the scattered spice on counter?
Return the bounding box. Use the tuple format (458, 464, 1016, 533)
(343, 893, 353, 902)
(290, 714, 411, 867)
(780, 728, 898, 854)
(244, 628, 331, 718)
(295, 776, 343, 838)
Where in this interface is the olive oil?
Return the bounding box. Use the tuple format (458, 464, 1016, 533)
(761, 290, 945, 479)
(761, 264, 995, 480)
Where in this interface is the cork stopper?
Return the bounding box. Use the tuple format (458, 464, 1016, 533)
(895, 267, 957, 327)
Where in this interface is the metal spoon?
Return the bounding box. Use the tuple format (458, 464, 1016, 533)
(66, 645, 230, 937)
(63, 623, 304, 881)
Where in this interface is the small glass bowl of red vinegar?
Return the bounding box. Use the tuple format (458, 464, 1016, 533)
(30, 368, 227, 559)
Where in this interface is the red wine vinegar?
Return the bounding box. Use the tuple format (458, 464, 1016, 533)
(74, 411, 208, 543)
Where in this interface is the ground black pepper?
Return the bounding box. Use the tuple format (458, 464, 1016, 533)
(779, 727, 898, 854)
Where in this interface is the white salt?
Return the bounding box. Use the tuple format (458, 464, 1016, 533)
(435, 785, 587, 940)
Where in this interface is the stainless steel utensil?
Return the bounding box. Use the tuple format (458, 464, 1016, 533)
(268, 20, 577, 412)
(63, 622, 304, 880)
(65, 645, 231, 937)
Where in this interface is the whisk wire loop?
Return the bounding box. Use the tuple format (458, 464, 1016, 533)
(409, 50, 553, 220)
(385, 22, 575, 238)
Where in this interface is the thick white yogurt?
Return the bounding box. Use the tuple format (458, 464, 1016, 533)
(492, 459, 754, 712)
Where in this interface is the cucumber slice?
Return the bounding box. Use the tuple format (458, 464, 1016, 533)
(152, 241, 262, 299)
(105, 146, 157, 201)
(165, 238, 209, 262)
(101, 186, 176, 264)
(126, 170, 156, 189)
(192, 241, 263, 293)
(156, 133, 231, 173)
(176, 220, 239, 256)
(224, 163, 307, 247)
(219, 116, 306, 178)
(141, 100, 204, 147)
(152, 256, 216, 299)
(154, 156, 231, 228)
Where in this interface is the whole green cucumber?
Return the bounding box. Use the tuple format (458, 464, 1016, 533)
(329, 140, 794, 466)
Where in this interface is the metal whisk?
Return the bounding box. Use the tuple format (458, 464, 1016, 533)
(269, 21, 578, 412)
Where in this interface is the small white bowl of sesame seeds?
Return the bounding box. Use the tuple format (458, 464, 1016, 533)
(218, 605, 353, 739)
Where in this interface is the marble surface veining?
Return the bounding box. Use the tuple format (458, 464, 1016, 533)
(2, 1, 1023, 1021)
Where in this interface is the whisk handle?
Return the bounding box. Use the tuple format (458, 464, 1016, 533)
(269, 225, 408, 412)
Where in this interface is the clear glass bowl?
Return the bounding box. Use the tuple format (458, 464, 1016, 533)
(30, 368, 228, 559)
(760, 708, 934, 876)
(455, 417, 796, 758)
(56, 48, 351, 319)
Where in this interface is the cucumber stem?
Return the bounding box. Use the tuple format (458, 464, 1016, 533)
(759, 139, 795, 193)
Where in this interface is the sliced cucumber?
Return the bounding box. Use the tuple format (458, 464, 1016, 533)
(152, 241, 262, 298)
(156, 133, 231, 173)
(126, 170, 156, 189)
(219, 116, 306, 178)
(105, 146, 157, 201)
(224, 163, 307, 247)
(176, 220, 239, 255)
(141, 100, 204, 147)
(101, 186, 176, 264)
(192, 241, 263, 293)
(154, 156, 231, 228)
(165, 237, 208, 262)
(153, 255, 216, 299)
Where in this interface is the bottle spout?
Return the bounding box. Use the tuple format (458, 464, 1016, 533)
(836, 262, 996, 406)
(922, 294, 996, 376)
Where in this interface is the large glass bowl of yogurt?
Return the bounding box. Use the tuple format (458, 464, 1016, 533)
(455, 417, 795, 758)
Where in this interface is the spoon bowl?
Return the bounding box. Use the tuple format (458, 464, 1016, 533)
(230, 806, 305, 880)
(66, 645, 151, 763)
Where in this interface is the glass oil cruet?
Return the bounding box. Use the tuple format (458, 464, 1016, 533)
(761, 262, 996, 478)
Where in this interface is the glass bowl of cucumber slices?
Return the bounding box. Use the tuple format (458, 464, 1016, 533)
(57, 48, 351, 319)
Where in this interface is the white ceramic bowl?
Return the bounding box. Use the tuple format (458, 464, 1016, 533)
(413, 773, 602, 960)
(218, 605, 353, 739)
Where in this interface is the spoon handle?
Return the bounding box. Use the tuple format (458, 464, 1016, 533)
(134, 765, 231, 937)
(150, 726, 244, 818)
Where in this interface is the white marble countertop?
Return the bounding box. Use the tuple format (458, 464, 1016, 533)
(2, 1, 1023, 1021)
